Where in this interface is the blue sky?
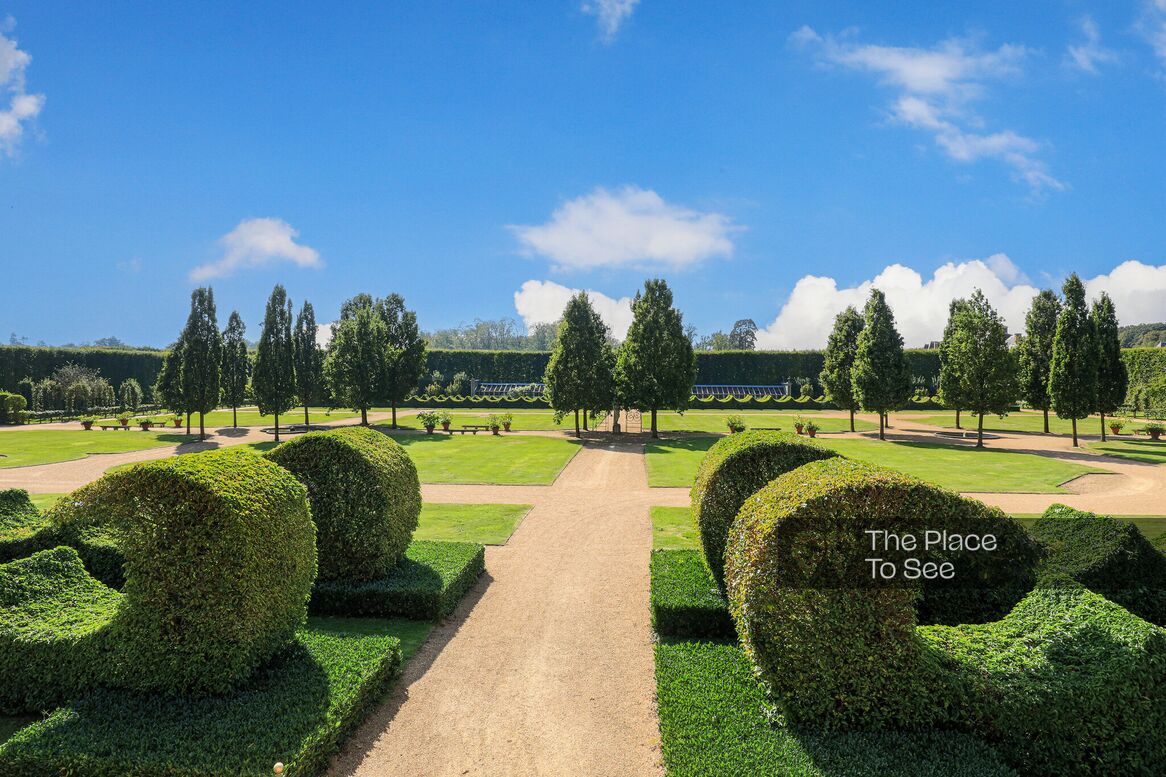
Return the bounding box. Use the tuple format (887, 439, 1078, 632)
(2, 1, 1165, 349)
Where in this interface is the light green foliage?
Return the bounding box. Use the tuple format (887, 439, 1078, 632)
(178, 287, 223, 438)
(650, 505, 699, 550)
(415, 503, 530, 545)
(1049, 274, 1098, 443)
(1092, 292, 1129, 438)
(615, 279, 697, 437)
(266, 427, 421, 582)
(292, 300, 326, 425)
(0, 489, 47, 562)
(544, 292, 616, 436)
(938, 298, 970, 420)
(819, 306, 863, 430)
(388, 433, 581, 485)
(944, 290, 1017, 446)
(1017, 289, 1060, 430)
(252, 285, 298, 434)
(219, 310, 250, 425)
(378, 293, 427, 428)
(325, 296, 388, 425)
(117, 378, 142, 413)
(0, 428, 180, 468)
(852, 289, 911, 439)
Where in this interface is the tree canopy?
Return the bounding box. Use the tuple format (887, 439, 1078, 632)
(852, 288, 911, 440)
(819, 306, 863, 431)
(220, 311, 250, 428)
(1017, 289, 1060, 433)
(544, 292, 616, 436)
(324, 296, 388, 426)
(937, 298, 970, 428)
(1049, 273, 1098, 447)
(944, 289, 1017, 447)
(252, 284, 297, 441)
(378, 293, 427, 428)
(1092, 291, 1128, 441)
(179, 287, 222, 439)
(292, 300, 325, 426)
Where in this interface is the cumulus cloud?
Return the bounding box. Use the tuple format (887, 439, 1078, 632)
(0, 19, 45, 158)
(581, 0, 639, 42)
(1137, 0, 1166, 66)
(1081, 260, 1166, 326)
(513, 279, 635, 339)
(1066, 16, 1118, 74)
(509, 186, 736, 271)
(791, 26, 1064, 193)
(316, 323, 333, 350)
(189, 218, 321, 282)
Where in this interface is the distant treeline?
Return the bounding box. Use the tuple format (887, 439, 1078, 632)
(1118, 322, 1166, 348)
(0, 346, 165, 396)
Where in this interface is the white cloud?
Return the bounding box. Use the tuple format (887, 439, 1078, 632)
(316, 323, 333, 350)
(1066, 16, 1118, 74)
(581, 0, 639, 42)
(1137, 1, 1166, 66)
(509, 186, 736, 271)
(0, 19, 45, 158)
(792, 27, 1064, 193)
(189, 218, 321, 282)
(513, 279, 634, 339)
(1082, 260, 1166, 326)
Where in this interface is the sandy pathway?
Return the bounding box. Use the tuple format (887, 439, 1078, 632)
(327, 440, 666, 777)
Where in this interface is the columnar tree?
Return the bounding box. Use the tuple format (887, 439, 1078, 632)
(1049, 274, 1098, 447)
(153, 336, 186, 420)
(852, 288, 911, 441)
(615, 279, 696, 438)
(1092, 292, 1127, 442)
(946, 290, 1017, 448)
(819, 306, 863, 431)
(119, 379, 143, 413)
(292, 300, 325, 426)
(324, 297, 388, 426)
(938, 299, 970, 429)
(1017, 290, 1061, 433)
(179, 287, 223, 440)
(545, 292, 616, 437)
(253, 285, 297, 442)
(220, 311, 250, 429)
(378, 293, 427, 429)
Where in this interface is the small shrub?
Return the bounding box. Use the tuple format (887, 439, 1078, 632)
(690, 431, 837, 590)
(416, 410, 440, 430)
(0, 391, 27, 425)
(437, 410, 453, 427)
(266, 426, 420, 582)
(724, 415, 745, 433)
(650, 549, 733, 638)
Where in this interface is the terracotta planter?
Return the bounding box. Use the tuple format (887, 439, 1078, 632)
(503, 422, 512, 432)
(172, 419, 182, 428)
(119, 420, 130, 428)
(1110, 426, 1122, 435)
(492, 427, 500, 435)
(425, 425, 435, 434)
(441, 422, 450, 431)
(795, 425, 804, 435)
(1151, 430, 1162, 441)
(81, 420, 93, 430)
(807, 429, 817, 438)
(140, 422, 153, 431)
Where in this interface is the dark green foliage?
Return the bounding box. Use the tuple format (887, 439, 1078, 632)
(1119, 322, 1166, 348)
(325, 297, 388, 426)
(0, 489, 46, 562)
(1049, 274, 1098, 445)
(253, 285, 297, 439)
(938, 298, 971, 424)
(117, 378, 142, 412)
(728, 319, 758, 350)
(178, 287, 223, 439)
(311, 540, 484, 620)
(724, 458, 1041, 728)
(944, 290, 1017, 447)
(0, 620, 405, 776)
(1092, 292, 1128, 440)
(0, 345, 164, 397)
(422, 350, 550, 383)
(690, 431, 837, 589)
(544, 292, 616, 436)
(819, 306, 863, 430)
(1030, 504, 1166, 625)
(152, 337, 186, 415)
(0, 547, 120, 714)
(379, 294, 427, 429)
(852, 289, 912, 439)
(0, 390, 26, 424)
(1018, 289, 1060, 431)
(615, 279, 697, 437)
(266, 427, 421, 582)
(293, 300, 326, 425)
(655, 640, 1017, 777)
(1123, 347, 1166, 415)
(220, 311, 249, 426)
(45, 449, 317, 695)
(649, 550, 733, 638)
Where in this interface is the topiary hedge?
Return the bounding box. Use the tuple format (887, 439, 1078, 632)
(649, 549, 733, 638)
(266, 426, 421, 582)
(691, 431, 839, 590)
(44, 448, 317, 696)
(0, 488, 48, 563)
(1029, 503, 1166, 625)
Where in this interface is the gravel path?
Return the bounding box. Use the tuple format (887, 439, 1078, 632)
(327, 440, 666, 777)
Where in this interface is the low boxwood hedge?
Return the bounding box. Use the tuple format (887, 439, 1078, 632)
(0, 619, 405, 776)
(266, 427, 421, 582)
(1029, 503, 1166, 625)
(0, 489, 47, 563)
(44, 448, 317, 696)
(649, 549, 732, 638)
(690, 431, 837, 590)
(311, 540, 484, 620)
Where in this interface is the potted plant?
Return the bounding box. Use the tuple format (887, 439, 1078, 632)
(793, 415, 806, 435)
(438, 410, 453, 432)
(726, 415, 746, 433)
(118, 415, 131, 428)
(488, 414, 503, 435)
(139, 417, 154, 431)
(417, 410, 440, 434)
(805, 421, 820, 438)
(80, 417, 95, 431)
(501, 412, 513, 432)
(1143, 422, 1164, 441)
(1109, 421, 1125, 436)
(170, 414, 183, 428)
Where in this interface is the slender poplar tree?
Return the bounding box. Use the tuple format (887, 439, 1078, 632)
(179, 287, 223, 440)
(1017, 290, 1061, 433)
(220, 311, 250, 429)
(545, 292, 616, 437)
(1092, 292, 1127, 442)
(819, 306, 863, 432)
(293, 300, 325, 426)
(852, 288, 912, 441)
(154, 335, 186, 421)
(938, 298, 970, 429)
(253, 285, 297, 442)
(1049, 274, 1098, 447)
(378, 294, 427, 429)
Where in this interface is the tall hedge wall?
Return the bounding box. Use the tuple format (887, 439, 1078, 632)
(423, 350, 550, 383)
(0, 346, 166, 394)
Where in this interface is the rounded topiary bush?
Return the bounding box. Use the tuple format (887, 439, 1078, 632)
(691, 430, 838, 590)
(724, 457, 1041, 729)
(265, 426, 420, 582)
(47, 448, 316, 695)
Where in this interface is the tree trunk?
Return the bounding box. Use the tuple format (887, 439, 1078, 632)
(651, 408, 658, 439)
(977, 412, 984, 448)
(955, 408, 961, 429)
(304, 404, 310, 426)
(199, 412, 206, 441)
(274, 412, 280, 443)
(361, 408, 368, 426)
(391, 400, 397, 430)
(1071, 417, 1078, 448)
(878, 411, 885, 440)
(849, 407, 855, 432)
(186, 412, 191, 436)
(574, 409, 580, 438)
(583, 412, 588, 431)
(1042, 408, 1049, 434)
(1100, 412, 1106, 442)
(233, 405, 238, 429)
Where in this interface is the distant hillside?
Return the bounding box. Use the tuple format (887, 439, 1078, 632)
(1119, 323, 1166, 348)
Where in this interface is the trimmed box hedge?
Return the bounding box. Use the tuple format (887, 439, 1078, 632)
(311, 540, 484, 620)
(0, 489, 47, 563)
(0, 619, 405, 776)
(649, 549, 732, 638)
(266, 426, 421, 582)
(690, 430, 837, 590)
(1029, 503, 1166, 625)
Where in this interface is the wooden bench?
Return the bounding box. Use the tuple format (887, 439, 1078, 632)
(449, 424, 494, 435)
(751, 427, 783, 431)
(97, 424, 130, 431)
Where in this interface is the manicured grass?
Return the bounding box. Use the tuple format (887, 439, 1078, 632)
(914, 410, 1137, 437)
(655, 639, 1016, 777)
(395, 409, 572, 431)
(1086, 437, 1166, 464)
(0, 617, 418, 776)
(27, 493, 63, 511)
(0, 429, 184, 468)
(651, 506, 699, 550)
(95, 406, 359, 429)
(645, 436, 1105, 492)
(655, 411, 875, 434)
(650, 550, 732, 639)
(415, 503, 531, 545)
(386, 433, 581, 484)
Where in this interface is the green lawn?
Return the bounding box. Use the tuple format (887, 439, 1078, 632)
(1012, 514, 1166, 541)
(93, 406, 360, 429)
(1085, 438, 1166, 465)
(914, 410, 1139, 437)
(651, 506, 699, 550)
(0, 429, 185, 468)
(415, 503, 531, 545)
(393, 409, 572, 432)
(645, 436, 1105, 493)
(655, 411, 875, 434)
(387, 433, 581, 484)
